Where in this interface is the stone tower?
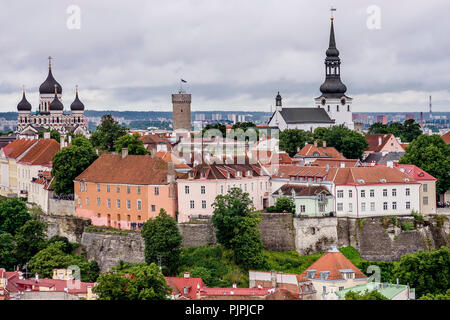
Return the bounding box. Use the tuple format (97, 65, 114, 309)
(172, 91, 191, 131)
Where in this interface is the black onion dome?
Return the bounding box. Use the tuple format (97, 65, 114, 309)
(70, 89, 85, 111)
(49, 93, 64, 111)
(17, 91, 32, 111)
(320, 78, 347, 94)
(39, 69, 62, 95)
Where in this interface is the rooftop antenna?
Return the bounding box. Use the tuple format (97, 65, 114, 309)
(429, 95, 432, 119)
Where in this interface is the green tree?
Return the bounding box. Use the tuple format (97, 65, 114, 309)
(399, 134, 450, 195)
(90, 114, 128, 152)
(418, 289, 450, 300)
(400, 119, 422, 142)
(368, 122, 389, 134)
(114, 133, 148, 155)
(274, 196, 295, 213)
(94, 263, 170, 300)
(212, 188, 266, 269)
(47, 235, 75, 254)
(231, 122, 259, 141)
(28, 241, 99, 282)
(279, 129, 313, 157)
(202, 123, 226, 137)
(0, 232, 16, 270)
(13, 219, 47, 265)
(0, 198, 31, 235)
(52, 137, 98, 195)
(345, 290, 388, 300)
(141, 209, 182, 276)
(392, 246, 450, 298)
(340, 131, 369, 159)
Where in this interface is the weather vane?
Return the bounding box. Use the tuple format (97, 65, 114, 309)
(330, 6, 336, 19)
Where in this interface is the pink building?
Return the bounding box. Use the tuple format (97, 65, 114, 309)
(376, 115, 387, 124)
(176, 161, 270, 223)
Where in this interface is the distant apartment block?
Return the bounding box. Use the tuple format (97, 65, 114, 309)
(376, 115, 387, 124)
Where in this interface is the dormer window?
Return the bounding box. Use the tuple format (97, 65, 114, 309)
(246, 170, 252, 177)
(357, 179, 365, 183)
(189, 171, 194, 179)
(306, 270, 316, 279)
(380, 178, 386, 183)
(201, 172, 206, 179)
(320, 271, 330, 280)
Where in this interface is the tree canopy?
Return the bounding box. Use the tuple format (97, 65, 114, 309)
(0, 198, 31, 235)
(93, 263, 170, 300)
(90, 114, 128, 152)
(0, 232, 16, 270)
(202, 123, 226, 137)
(13, 219, 47, 265)
(212, 187, 266, 269)
(345, 289, 388, 300)
(114, 133, 148, 155)
(399, 134, 450, 195)
(279, 129, 313, 157)
(51, 136, 98, 195)
(368, 119, 422, 142)
(141, 209, 182, 276)
(270, 196, 295, 214)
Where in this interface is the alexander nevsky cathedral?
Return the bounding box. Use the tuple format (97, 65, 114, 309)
(15, 57, 89, 138)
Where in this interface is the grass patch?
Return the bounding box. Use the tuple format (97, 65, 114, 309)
(262, 250, 322, 275)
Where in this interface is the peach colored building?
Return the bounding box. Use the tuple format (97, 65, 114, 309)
(74, 151, 177, 230)
(364, 134, 405, 157)
(176, 161, 270, 223)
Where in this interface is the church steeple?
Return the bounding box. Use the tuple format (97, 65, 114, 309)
(319, 15, 347, 98)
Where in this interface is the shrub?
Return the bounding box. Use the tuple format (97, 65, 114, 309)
(401, 221, 415, 231)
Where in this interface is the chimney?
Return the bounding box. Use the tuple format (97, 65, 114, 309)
(60, 136, 64, 150)
(167, 162, 175, 184)
(35, 273, 39, 283)
(150, 149, 156, 158)
(323, 140, 327, 148)
(44, 131, 51, 140)
(297, 146, 300, 153)
(270, 270, 277, 288)
(340, 162, 345, 168)
(326, 164, 330, 172)
(396, 278, 399, 288)
(314, 141, 318, 147)
(184, 272, 190, 278)
(378, 137, 382, 146)
(122, 148, 128, 158)
(232, 283, 237, 288)
(95, 148, 99, 155)
(68, 135, 72, 145)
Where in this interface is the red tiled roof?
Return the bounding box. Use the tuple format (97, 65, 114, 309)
(75, 154, 171, 185)
(18, 139, 60, 167)
(300, 250, 367, 280)
(331, 166, 419, 185)
(199, 287, 272, 297)
(156, 151, 191, 170)
(2, 138, 37, 159)
(271, 165, 331, 179)
(273, 184, 331, 197)
(139, 134, 171, 145)
(441, 131, 450, 145)
(296, 144, 344, 159)
(365, 134, 405, 153)
(394, 164, 437, 181)
(311, 158, 360, 168)
(165, 276, 205, 300)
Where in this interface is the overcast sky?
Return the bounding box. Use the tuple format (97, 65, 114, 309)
(0, 0, 449, 113)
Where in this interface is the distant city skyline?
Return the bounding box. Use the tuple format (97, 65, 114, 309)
(1, 1, 450, 113)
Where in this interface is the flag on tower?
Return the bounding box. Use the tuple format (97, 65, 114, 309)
(181, 79, 187, 83)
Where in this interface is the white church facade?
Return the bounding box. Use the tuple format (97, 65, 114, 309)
(269, 16, 354, 131)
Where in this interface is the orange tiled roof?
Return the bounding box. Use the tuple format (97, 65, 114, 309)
(2, 138, 37, 159)
(311, 158, 360, 168)
(441, 131, 450, 145)
(296, 144, 344, 159)
(18, 139, 60, 167)
(365, 134, 404, 153)
(75, 154, 171, 185)
(156, 151, 191, 169)
(139, 134, 171, 145)
(300, 250, 367, 281)
(332, 166, 419, 185)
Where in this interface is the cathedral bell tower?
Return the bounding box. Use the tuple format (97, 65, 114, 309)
(314, 11, 354, 130)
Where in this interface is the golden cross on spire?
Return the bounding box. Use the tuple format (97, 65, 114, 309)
(330, 6, 336, 20)
(22, 84, 25, 93)
(48, 56, 52, 69)
(54, 84, 58, 95)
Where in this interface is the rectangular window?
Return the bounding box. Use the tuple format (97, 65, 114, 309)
(97, 197, 101, 206)
(85, 197, 89, 206)
(383, 189, 387, 197)
(360, 190, 365, 198)
(202, 200, 206, 209)
(137, 200, 141, 211)
(117, 199, 120, 209)
(337, 203, 343, 211)
(406, 202, 410, 210)
(370, 202, 375, 211)
(392, 202, 397, 210)
(361, 202, 366, 212)
(423, 196, 428, 205)
(383, 202, 388, 210)
(319, 204, 325, 212)
(337, 190, 343, 198)
(185, 186, 189, 194)
(221, 185, 224, 194)
(392, 189, 397, 197)
(300, 205, 306, 213)
(201, 186, 205, 194)
(107, 185, 110, 192)
(97, 184, 100, 192)
(107, 199, 111, 208)
(406, 188, 410, 196)
(137, 186, 141, 194)
(423, 184, 428, 192)
(251, 183, 254, 191)
(151, 205, 156, 212)
(190, 200, 195, 209)
(348, 190, 352, 198)
(370, 189, 374, 197)
(127, 186, 130, 194)
(127, 200, 131, 210)
(349, 203, 353, 212)
(154, 187, 159, 195)
(116, 185, 120, 193)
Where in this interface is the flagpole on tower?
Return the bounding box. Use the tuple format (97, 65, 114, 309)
(179, 79, 187, 94)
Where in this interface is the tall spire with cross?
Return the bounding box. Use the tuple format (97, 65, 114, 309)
(48, 56, 52, 70)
